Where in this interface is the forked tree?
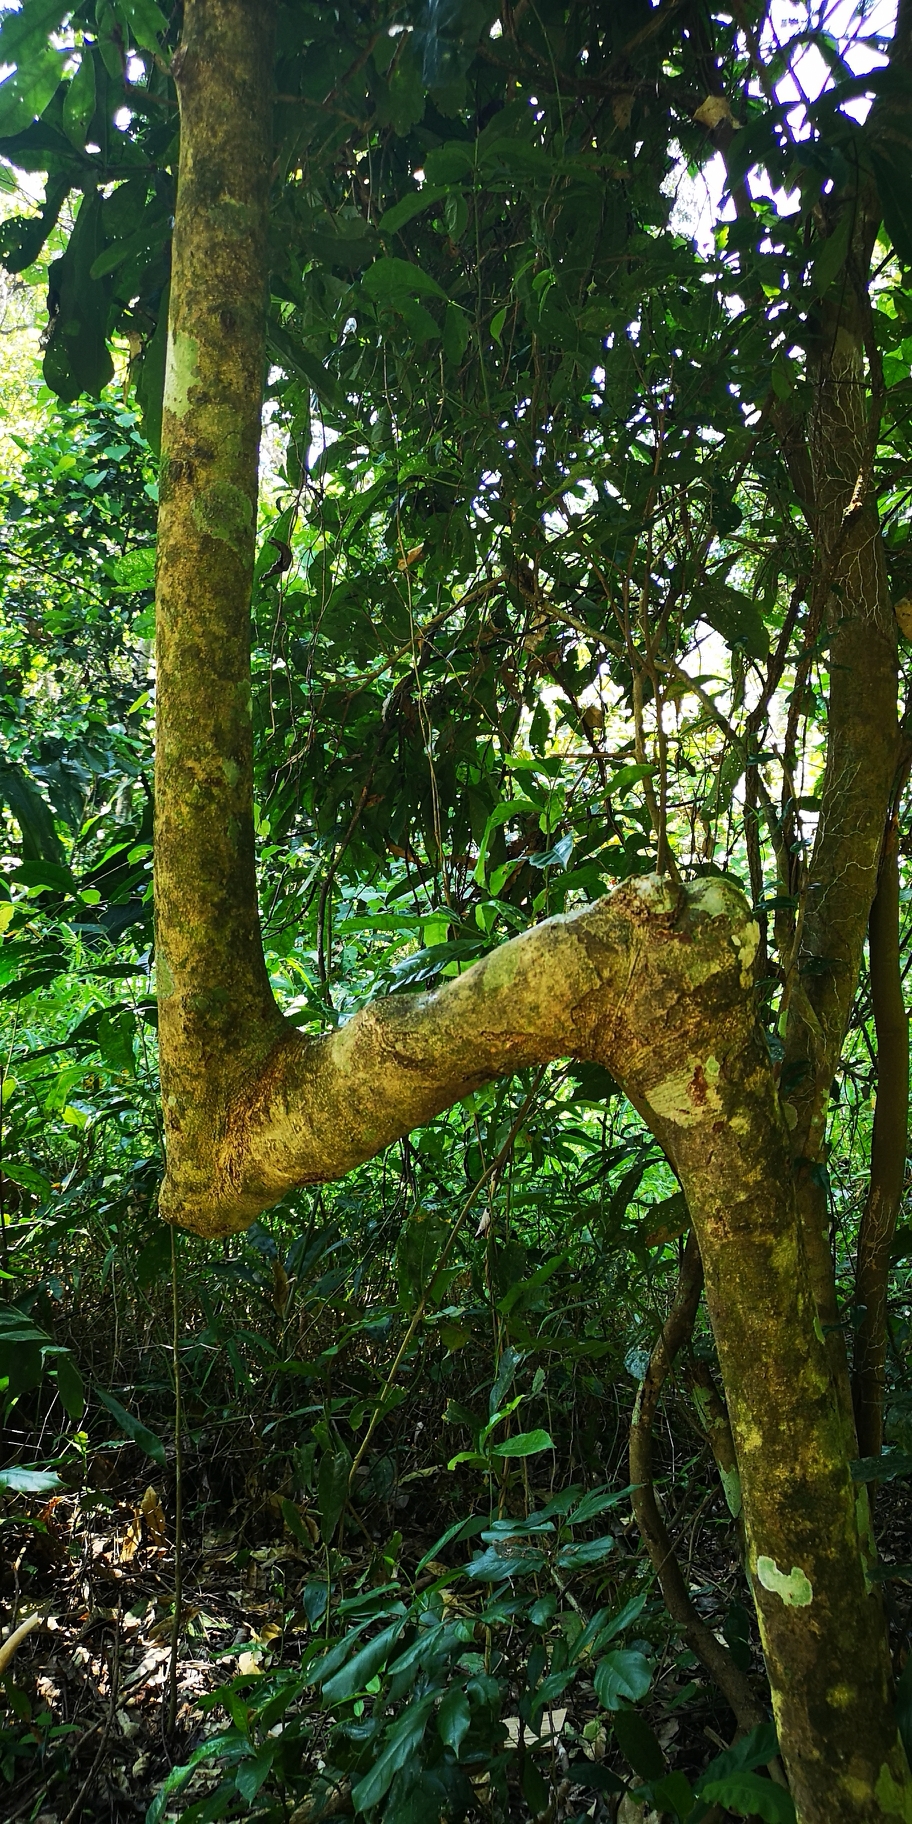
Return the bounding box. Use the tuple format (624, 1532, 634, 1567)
(3, 0, 912, 1815)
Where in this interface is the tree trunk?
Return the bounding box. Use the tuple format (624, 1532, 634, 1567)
(155, 0, 284, 1229)
(854, 820, 909, 1465)
(153, 3, 912, 1815)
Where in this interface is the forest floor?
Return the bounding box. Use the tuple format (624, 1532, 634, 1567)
(4, 1453, 911, 1824)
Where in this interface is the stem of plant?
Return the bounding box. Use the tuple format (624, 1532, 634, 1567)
(167, 1222, 183, 1738)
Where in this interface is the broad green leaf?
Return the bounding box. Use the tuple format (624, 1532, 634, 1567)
(555, 1535, 615, 1570)
(115, 0, 169, 50)
(62, 48, 97, 150)
(316, 1442, 351, 1541)
(698, 1719, 780, 1782)
(0, 45, 66, 135)
(699, 1772, 795, 1822)
(44, 190, 116, 402)
(350, 1694, 435, 1813)
(234, 1746, 275, 1804)
(95, 1389, 167, 1466)
(363, 256, 449, 303)
(12, 860, 77, 896)
(0, 1, 68, 64)
(380, 187, 448, 233)
(0, 762, 63, 863)
(0, 1466, 61, 1495)
(443, 301, 470, 364)
(321, 1620, 404, 1702)
(593, 1649, 653, 1710)
(694, 581, 769, 660)
(652, 1770, 695, 1819)
(437, 1686, 470, 1755)
(490, 1429, 554, 1458)
(612, 1708, 665, 1780)
(567, 1761, 626, 1795)
(872, 149, 912, 268)
(415, 1514, 486, 1574)
(0, 1160, 52, 1200)
(53, 1352, 85, 1422)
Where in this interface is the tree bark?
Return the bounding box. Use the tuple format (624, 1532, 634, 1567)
(854, 820, 909, 1465)
(155, 0, 284, 1229)
(780, 282, 899, 1413)
(153, 3, 912, 1816)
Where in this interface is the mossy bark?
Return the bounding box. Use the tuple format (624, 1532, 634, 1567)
(155, 0, 283, 1229)
(153, 4, 912, 1817)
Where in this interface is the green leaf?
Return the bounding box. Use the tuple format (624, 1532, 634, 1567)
(694, 581, 768, 660)
(443, 301, 470, 365)
(567, 1761, 626, 1795)
(363, 256, 449, 304)
(652, 1770, 695, 1819)
(350, 1695, 435, 1813)
(612, 1708, 665, 1780)
(135, 288, 169, 454)
(593, 1649, 652, 1710)
(316, 1442, 351, 1541)
(490, 1429, 554, 1458)
(62, 47, 97, 150)
(555, 1534, 615, 1570)
(235, 1746, 274, 1804)
(115, 0, 169, 51)
(95, 1389, 167, 1466)
(321, 1620, 404, 1702)
(266, 324, 347, 414)
(565, 1481, 638, 1524)
(0, 1466, 61, 1495)
(44, 190, 116, 402)
(380, 187, 448, 234)
(606, 762, 655, 797)
(0, 44, 67, 135)
(437, 1686, 470, 1755)
(0, 0, 69, 62)
(0, 760, 63, 862)
(12, 860, 76, 896)
(851, 1450, 912, 1483)
(53, 1352, 85, 1422)
(810, 210, 852, 295)
(1, 1160, 52, 1201)
(699, 1771, 795, 1822)
(872, 149, 912, 268)
(698, 1720, 779, 1783)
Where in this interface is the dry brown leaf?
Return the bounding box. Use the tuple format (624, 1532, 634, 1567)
(120, 1514, 142, 1564)
(693, 94, 738, 130)
(140, 1486, 167, 1546)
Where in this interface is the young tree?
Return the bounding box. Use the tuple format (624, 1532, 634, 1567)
(4, 0, 912, 1815)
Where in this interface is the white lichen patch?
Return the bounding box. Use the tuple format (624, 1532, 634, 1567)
(756, 1555, 813, 1607)
(163, 329, 200, 419)
(732, 918, 760, 986)
(688, 878, 729, 918)
(646, 1059, 722, 1125)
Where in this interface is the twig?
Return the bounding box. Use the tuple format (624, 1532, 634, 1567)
(348, 1069, 547, 1488)
(166, 1224, 184, 1738)
(62, 1604, 121, 1824)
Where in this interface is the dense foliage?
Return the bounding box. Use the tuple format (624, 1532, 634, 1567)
(2, 1, 912, 1821)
